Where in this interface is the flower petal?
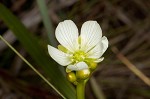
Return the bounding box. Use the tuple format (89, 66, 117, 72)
(87, 36, 108, 58)
(80, 21, 102, 52)
(95, 57, 104, 63)
(67, 62, 88, 71)
(101, 36, 108, 54)
(55, 20, 79, 52)
(48, 45, 71, 66)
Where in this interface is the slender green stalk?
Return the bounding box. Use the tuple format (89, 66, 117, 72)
(0, 35, 66, 99)
(76, 81, 86, 99)
(36, 0, 57, 47)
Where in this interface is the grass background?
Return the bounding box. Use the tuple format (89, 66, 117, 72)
(0, 0, 150, 99)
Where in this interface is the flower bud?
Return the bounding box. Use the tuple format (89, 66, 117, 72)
(76, 69, 90, 80)
(67, 72, 76, 83)
(89, 62, 97, 70)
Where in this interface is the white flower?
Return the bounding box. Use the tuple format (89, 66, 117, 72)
(48, 20, 108, 71)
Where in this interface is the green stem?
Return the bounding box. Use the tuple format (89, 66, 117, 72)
(76, 81, 86, 99)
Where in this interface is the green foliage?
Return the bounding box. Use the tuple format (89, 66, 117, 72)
(0, 3, 76, 99)
(36, 0, 57, 46)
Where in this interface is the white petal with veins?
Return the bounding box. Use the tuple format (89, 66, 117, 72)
(80, 21, 102, 52)
(101, 36, 108, 54)
(95, 57, 104, 63)
(67, 62, 88, 71)
(48, 45, 71, 66)
(87, 36, 108, 58)
(55, 20, 79, 52)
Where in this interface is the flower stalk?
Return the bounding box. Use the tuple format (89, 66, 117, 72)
(76, 81, 86, 99)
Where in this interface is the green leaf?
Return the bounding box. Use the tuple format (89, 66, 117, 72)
(36, 0, 57, 46)
(0, 3, 76, 99)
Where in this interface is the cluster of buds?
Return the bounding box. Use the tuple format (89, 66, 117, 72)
(67, 64, 96, 85)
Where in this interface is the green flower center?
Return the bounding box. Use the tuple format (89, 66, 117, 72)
(72, 51, 86, 62)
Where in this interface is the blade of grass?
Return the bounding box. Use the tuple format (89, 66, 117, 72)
(0, 35, 65, 98)
(112, 47, 150, 86)
(36, 0, 57, 47)
(90, 77, 106, 99)
(0, 3, 76, 99)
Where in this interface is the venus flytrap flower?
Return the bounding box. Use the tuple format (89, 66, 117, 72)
(48, 20, 108, 99)
(48, 20, 108, 74)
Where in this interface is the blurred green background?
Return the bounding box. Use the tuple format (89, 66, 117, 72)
(0, 0, 150, 99)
